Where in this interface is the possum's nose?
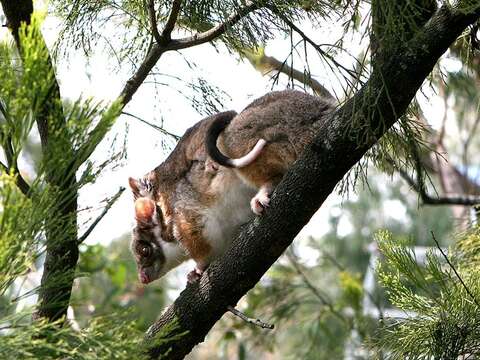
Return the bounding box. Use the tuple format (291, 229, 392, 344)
(139, 270, 151, 284)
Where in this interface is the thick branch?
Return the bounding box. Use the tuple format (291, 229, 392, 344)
(1, 0, 79, 323)
(145, 5, 480, 359)
(0, 0, 32, 45)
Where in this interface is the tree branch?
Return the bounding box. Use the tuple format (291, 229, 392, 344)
(144, 5, 480, 359)
(82, 1, 262, 164)
(77, 187, 126, 244)
(147, 0, 162, 45)
(165, 1, 259, 51)
(161, 0, 182, 41)
(243, 48, 334, 100)
(226, 305, 274, 329)
(120, 1, 259, 105)
(393, 160, 480, 206)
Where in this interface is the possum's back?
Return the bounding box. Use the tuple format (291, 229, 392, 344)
(222, 90, 335, 157)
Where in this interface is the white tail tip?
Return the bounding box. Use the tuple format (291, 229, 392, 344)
(230, 139, 267, 168)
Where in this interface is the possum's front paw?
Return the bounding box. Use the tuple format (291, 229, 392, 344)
(250, 192, 270, 215)
(187, 267, 204, 283)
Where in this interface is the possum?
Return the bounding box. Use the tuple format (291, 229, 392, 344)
(129, 90, 335, 284)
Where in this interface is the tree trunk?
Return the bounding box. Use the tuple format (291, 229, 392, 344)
(1, 0, 79, 322)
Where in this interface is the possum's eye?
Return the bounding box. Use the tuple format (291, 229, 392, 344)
(139, 245, 152, 257)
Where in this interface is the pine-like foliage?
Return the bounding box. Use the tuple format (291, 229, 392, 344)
(0, 15, 152, 359)
(373, 230, 480, 359)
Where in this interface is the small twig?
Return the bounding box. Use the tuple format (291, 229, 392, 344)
(77, 187, 126, 244)
(121, 111, 180, 140)
(431, 231, 480, 309)
(226, 305, 274, 329)
(271, 8, 359, 83)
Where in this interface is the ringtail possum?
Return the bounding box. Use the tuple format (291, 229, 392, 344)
(129, 90, 335, 284)
(207, 90, 335, 214)
(129, 111, 263, 284)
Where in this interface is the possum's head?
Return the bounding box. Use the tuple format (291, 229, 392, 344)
(129, 179, 186, 284)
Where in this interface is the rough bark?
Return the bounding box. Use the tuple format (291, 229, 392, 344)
(145, 5, 480, 359)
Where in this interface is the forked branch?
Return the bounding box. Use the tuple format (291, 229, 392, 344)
(165, 1, 259, 51)
(392, 159, 480, 206)
(120, 1, 260, 105)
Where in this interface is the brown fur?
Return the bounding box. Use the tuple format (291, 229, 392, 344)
(130, 91, 336, 283)
(217, 90, 334, 189)
(175, 211, 212, 263)
(129, 111, 243, 282)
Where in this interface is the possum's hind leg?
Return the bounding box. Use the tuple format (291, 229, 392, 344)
(250, 183, 274, 215)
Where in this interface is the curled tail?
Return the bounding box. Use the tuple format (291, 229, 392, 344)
(206, 111, 266, 168)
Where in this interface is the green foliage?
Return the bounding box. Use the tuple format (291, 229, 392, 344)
(373, 230, 480, 359)
(74, 235, 169, 331)
(0, 13, 148, 359)
(53, 0, 337, 57)
(0, 15, 53, 161)
(0, 314, 147, 360)
(0, 176, 54, 294)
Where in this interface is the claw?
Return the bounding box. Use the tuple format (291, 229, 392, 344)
(250, 189, 271, 215)
(187, 267, 204, 283)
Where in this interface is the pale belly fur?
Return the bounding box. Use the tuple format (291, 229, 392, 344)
(202, 175, 256, 261)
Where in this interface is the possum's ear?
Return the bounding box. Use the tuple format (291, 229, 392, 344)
(129, 177, 142, 199)
(135, 198, 156, 224)
(129, 176, 154, 200)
